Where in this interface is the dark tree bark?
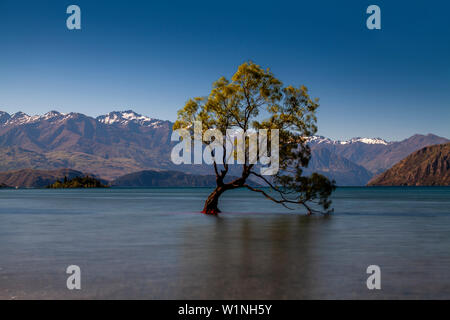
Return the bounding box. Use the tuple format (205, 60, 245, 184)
(202, 186, 225, 214)
(201, 165, 250, 215)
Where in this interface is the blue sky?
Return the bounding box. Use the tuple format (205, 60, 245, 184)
(0, 0, 449, 141)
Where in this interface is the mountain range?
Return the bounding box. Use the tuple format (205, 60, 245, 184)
(0, 109, 448, 185)
(368, 143, 450, 186)
(0, 110, 173, 180)
(307, 134, 449, 185)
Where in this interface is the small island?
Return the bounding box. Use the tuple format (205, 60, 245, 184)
(46, 176, 108, 189)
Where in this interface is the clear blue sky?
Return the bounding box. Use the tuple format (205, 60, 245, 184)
(0, 0, 449, 141)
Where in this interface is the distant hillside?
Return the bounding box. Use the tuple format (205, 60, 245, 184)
(0, 168, 90, 188)
(0, 146, 145, 181)
(111, 170, 221, 187)
(368, 143, 450, 186)
(309, 134, 449, 175)
(304, 149, 373, 186)
(111, 170, 256, 187)
(361, 134, 450, 174)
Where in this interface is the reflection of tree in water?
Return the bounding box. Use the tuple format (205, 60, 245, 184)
(176, 215, 329, 299)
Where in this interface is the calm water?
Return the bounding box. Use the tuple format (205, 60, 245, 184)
(0, 187, 449, 299)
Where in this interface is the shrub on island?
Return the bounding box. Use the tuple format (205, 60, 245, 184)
(46, 176, 108, 189)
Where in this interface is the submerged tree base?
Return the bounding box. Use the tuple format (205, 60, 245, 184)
(201, 186, 224, 215)
(201, 208, 220, 215)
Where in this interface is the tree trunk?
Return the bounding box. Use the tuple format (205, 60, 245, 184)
(202, 186, 225, 215)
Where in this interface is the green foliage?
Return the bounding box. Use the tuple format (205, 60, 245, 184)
(46, 176, 108, 189)
(174, 61, 335, 214)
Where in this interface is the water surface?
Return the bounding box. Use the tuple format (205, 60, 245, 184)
(0, 187, 449, 299)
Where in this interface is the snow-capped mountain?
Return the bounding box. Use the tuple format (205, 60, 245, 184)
(96, 110, 165, 128)
(0, 109, 174, 180)
(42, 110, 64, 120)
(343, 137, 389, 145)
(0, 110, 166, 129)
(308, 135, 389, 145)
(4, 112, 41, 126)
(0, 110, 83, 126)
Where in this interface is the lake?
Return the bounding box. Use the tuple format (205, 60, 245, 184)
(0, 187, 449, 299)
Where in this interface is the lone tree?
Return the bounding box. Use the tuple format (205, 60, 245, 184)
(174, 62, 335, 215)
